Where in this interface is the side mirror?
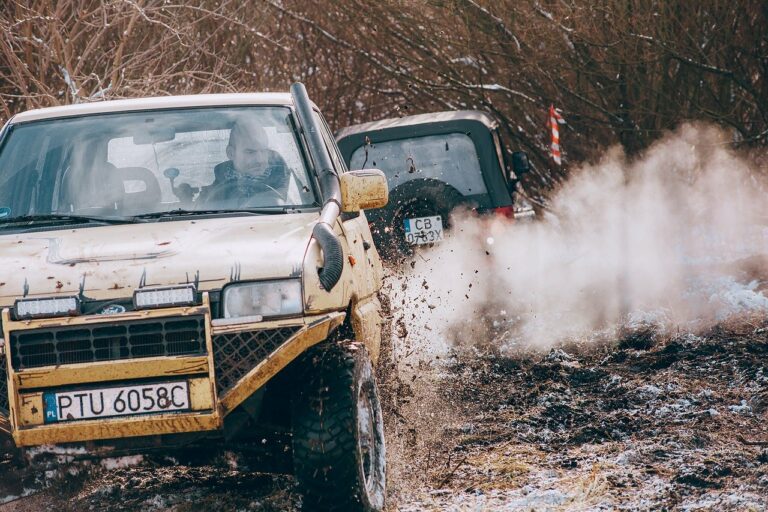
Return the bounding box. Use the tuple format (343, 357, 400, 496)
(511, 151, 530, 179)
(340, 169, 389, 212)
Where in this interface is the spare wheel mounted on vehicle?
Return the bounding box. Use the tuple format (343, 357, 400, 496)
(369, 177, 465, 261)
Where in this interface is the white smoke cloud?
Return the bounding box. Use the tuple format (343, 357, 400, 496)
(388, 123, 768, 357)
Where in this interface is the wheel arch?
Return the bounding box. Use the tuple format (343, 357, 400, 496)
(337, 295, 383, 365)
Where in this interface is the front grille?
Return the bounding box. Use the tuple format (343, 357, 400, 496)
(213, 327, 301, 395)
(10, 316, 206, 370)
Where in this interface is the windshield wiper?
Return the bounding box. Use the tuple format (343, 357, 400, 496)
(0, 213, 137, 226)
(133, 208, 291, 220)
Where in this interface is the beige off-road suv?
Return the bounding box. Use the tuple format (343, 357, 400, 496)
(0, 83, 389, 511)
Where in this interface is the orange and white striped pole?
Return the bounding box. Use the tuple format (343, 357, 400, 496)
(549, 105, 564, 166)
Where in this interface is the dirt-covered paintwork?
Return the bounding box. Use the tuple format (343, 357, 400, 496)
(0, 213, 316, 305)
(0, 92, 387, 453)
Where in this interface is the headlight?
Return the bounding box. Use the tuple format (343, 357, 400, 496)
(222, 280, 302, 320)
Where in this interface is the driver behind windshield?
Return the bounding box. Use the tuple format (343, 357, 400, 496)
(197, 118, 288, 204)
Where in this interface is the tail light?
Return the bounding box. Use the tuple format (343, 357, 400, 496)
(493, 206, 516, 220)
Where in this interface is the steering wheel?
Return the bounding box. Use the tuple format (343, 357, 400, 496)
(200, 180, 284, 208)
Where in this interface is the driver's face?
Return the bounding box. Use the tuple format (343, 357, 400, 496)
(228, 128, 269, 175)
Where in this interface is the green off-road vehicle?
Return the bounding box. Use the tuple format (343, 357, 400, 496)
(0, 83, 389, 511)
(337, 111, 534, 261)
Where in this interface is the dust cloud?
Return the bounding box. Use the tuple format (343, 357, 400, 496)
(388, 123, 768, 357)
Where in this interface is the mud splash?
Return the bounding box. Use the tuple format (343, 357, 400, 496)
(392, 123, 768, 356)
(379, 123, 768, 509)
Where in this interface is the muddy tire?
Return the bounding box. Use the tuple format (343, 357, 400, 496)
(292, 342, 386, 512)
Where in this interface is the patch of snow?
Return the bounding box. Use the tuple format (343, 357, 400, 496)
(401, 480, 574, 511)
(678, 333, 705, 347)
(0, 488, 35, 505)
(625, 309, 670, 329)
(653, 398, 693, 417)
(615, 449, 639, 465)
(504, 488, 570, 507)
(0, 495, 18, 505)
(26, 444, 88, 457)
(100, 455, 143, 470)
(635, 385, 663, 399)
(544, 348, 574, 363)
(145, 494, 169, 510)
(728, 400, 752, 415)
(680, 489, 768, 511)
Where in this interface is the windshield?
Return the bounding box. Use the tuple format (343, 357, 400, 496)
(0, 106, 317, 224)
(350, 132, 488, 197)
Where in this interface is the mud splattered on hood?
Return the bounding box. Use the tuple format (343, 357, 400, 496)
(0, 213, 317, 305)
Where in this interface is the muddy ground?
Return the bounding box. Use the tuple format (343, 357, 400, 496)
(391, 316, 768, 511)
(1, 312, 767, 511)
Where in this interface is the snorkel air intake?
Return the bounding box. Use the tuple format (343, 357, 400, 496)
(290, 82, 343, 291)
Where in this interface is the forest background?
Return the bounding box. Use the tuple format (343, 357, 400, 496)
(2, 0, 766, 198)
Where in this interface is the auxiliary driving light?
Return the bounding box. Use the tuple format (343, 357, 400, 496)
(14, 296, 80, 320)
(134, 285, 196, 309)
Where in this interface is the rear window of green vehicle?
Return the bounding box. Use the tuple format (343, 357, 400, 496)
(349, 133, 488, 197)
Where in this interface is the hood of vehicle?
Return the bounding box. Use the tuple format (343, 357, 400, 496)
(0, 213, 318, 307)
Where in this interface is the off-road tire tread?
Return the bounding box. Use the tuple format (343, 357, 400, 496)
(292, 342, 375, 511)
